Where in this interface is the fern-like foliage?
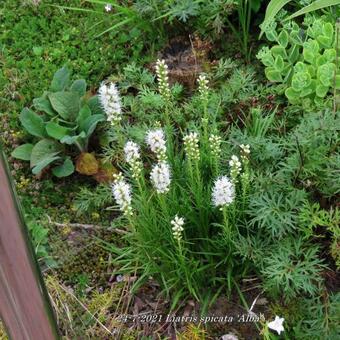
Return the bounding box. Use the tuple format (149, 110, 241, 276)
(293, 292, 340, 339)
(261, 237, 326, 301)
(74, 184, 112, 216)
(248, 186, 307, 238)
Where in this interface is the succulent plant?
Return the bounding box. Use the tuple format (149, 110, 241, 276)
(257, 17, 340, 107)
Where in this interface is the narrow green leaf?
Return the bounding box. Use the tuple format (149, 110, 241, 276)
(286, 0, 340, 21)
(52, 5, 103, 14)
(260, 0, 290, 37)
(95, 18, 133, 38)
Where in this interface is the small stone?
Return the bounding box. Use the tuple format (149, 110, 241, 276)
(221, 334, 238, 340)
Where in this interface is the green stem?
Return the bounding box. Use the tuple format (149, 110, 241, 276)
(74, 141, 84, 153)
(222, 207, 230, 242)
(211, 155, 220, 177)
(115, 121, 125, 149)
(202, 99, 209, 142)
(126, 214, 135, 233)
(158, 193, 169, 219)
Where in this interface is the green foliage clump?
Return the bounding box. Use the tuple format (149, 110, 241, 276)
(133, 0, 238, 36)
(27, 219, 56, 267)
(11, 66, 105, 177)
(74, 184, 113, 216)
(279, 110, 340, 197)
(249, 187, 306, 238)
(260, 237, 325, 301)
(299, 201, 340, 268)
(293, 293, 340, 339)
(257, 16, 340, 108)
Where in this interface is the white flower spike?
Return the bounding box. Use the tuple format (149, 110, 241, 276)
(98, 82, 122, 125)
(146, 129, 167, 161)
(150, 162, 171, 194)
(183, 132, 200, 161)
(112, 174, 133, 216)
(155, 59, 171, 101)
(171, 215, 185, 241)
(268, 316, 284, 335)
(209, 134, 222, 157)
(240, 144, 250, 155)
(212, 176, 235, 208)
(240, 144, 250, 164)
(124, 141, 142, 179)
(229, 155, 242, 182)
(197, 74, 209, 100)
(124, 141, 140, 163)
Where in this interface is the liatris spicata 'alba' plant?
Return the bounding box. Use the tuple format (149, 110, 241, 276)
(212, 175, 235, 242)
(112, 173, 133, 216)
(150, 162, 171, 194)
(98, 82, 122, 125)
(155, 59, 171, 101)
(171, 215, 185, 241)
(212, 176, 235, 209)
(209, 134, 222, 174)
(124, 141, 142, 179)
(183, 132, 200, 161)
(229, 155, 242, 183)
(197, 74, 209, 101)
(239, 144, 250, 203)
(240, 144, 250, 163)
(209, 134, 222, 157)
(102, 63, 260, 308)
(146, 129, 167, 161)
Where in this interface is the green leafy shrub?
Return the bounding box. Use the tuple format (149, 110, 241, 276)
(12, 66, 105, 177)
(257, 17, 340, 108)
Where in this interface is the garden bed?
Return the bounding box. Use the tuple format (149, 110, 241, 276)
(0, 1, 339, 339)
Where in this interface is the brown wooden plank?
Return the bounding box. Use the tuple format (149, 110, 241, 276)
(0, 146, 59, 340)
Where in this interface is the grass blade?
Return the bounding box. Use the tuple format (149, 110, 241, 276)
(285, 0, 340, 20)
